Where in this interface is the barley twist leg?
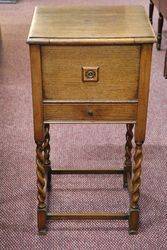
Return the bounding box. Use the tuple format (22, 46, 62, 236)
(123, 124, 134, 188)
(44, 124, 52, 191)
(129, 142, 143, 235)
(36, 140, 47, 234)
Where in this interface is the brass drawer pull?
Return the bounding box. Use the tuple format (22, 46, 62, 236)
(87, 110, 94, 116)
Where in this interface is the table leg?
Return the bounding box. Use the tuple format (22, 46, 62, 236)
(36, 140, 47, 234)
(157, 13, 164, 50)
(44, 124, 52, 191)
(123, 124, 134, 188)
(164, 50, 167, 79)
(129, 141, 143, 234)
(149, 0, 154, 25)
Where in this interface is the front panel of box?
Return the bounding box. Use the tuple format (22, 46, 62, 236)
(41, 45, 140, 101)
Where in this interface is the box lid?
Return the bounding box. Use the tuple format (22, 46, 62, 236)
(27, 5, 156, 45)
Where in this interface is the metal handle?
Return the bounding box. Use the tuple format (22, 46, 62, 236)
(85, 70, 96, 79)
(82, 66, 99, 82)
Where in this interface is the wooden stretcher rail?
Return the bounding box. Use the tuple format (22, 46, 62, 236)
(47, 212, 129, 220)
(51, 169, 124, 175)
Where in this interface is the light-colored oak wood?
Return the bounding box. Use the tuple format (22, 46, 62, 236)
(129, 44, 153, 234)
(43, 103, 137, 122)
(135, 44, 153, 142)
(41, 46, 140, 101)
(27, 6, 156, 45)
(28, 5, 156, 235)
(28, 37, 156, 45)
(29, 45, 44, 141)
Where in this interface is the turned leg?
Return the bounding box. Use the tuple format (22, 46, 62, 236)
(36, 140, 47, 235)
(129, 142, 143, 235)
(44, 124, 52, 191)
(157, 13, 164, 50)
(149, 0, 154, 25)
(123, 124, 134, 188)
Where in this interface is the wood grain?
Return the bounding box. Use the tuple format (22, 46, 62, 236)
(29, 45, 44, 141)
(135, 44, 153, 142)
(27, 6, 156, 45)
(43, 103, 137, 122)
(41, 46, 140, 101)
(28, 5, 155, 234)
(129, 44, 153, 234)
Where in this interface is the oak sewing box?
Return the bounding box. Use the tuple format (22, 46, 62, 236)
(27, 5, 156, 234)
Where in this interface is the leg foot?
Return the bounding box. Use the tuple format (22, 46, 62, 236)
(157, 13, 164, 50)
(128, 207, 139, 235)
(37, 206, 47, 235)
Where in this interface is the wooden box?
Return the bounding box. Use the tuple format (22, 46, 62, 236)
(27, 5, 156, 235)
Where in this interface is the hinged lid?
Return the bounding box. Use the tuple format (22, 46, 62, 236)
(27, 5, 156, 45)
